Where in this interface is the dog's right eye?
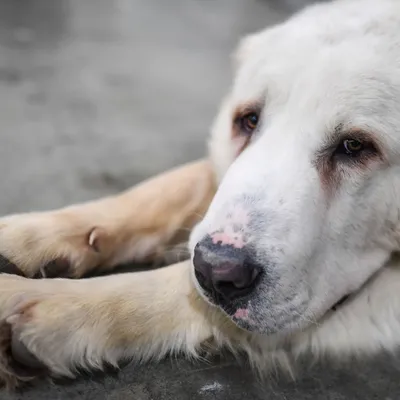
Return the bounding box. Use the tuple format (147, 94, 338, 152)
(240, 112, 259, 134)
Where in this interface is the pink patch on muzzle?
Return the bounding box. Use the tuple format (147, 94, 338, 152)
(233, 308, 249, 319)
(211, 231, 245, 248)
(209, 206, 251, 249)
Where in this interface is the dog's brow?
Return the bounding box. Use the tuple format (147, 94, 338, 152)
(320, 123, 345, 150)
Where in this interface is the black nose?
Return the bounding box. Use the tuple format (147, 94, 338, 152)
(193, 237, 262, 302)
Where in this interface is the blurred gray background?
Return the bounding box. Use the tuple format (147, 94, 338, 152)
(1, 0, 400, 399)
(0, 0, 304, 214)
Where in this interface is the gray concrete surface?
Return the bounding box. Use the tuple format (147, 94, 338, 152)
(1, 0, 400, 398)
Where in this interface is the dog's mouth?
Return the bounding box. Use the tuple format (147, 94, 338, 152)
(204, 290, 354, 336)
(331, 294, 350, 311)
(194, 261, 359, 335)
(197, 276, 353, 320)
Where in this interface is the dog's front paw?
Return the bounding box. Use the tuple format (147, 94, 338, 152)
(0, 276, 52, 388)
(0, 276, 85, 388)
(0, 277, 115, 389)
(0, 212, 105, 279)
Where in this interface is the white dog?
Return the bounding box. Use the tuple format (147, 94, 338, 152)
(0, 0, 399, 390)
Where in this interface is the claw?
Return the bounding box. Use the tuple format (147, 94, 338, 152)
(88, 228, 101, 253)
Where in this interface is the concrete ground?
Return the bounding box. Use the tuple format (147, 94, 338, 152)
(1, 0, 400, 398)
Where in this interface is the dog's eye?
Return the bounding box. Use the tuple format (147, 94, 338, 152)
(240, 112, 259, 134)
(335, 139, 367, 157)
(342, 139, 363, 155)
(332, 137, 379, 164)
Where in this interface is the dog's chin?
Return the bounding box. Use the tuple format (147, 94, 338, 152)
(194, 286, 304, 335)
(223, 297, 352, 336)
(194, 280, 353, 336)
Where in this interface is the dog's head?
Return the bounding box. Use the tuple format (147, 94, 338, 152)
(190, 0, 400, 335)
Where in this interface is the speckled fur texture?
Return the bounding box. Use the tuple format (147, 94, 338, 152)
(0, 0, 400, 391)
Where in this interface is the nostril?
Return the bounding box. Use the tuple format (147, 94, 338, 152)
(214, 281, 237, 297)
(214, 279, 254, 300)
(212, 262, 262, 300)
(193, 244, 213, 290)
(194, 268, 212, 291)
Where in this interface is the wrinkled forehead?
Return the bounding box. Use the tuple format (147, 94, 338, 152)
(231, 19, 400, 139)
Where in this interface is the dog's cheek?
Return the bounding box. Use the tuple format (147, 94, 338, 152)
(233, 135, 252, 158)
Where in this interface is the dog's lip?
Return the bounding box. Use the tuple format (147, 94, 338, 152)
(210, 294, 353, 335)
(196, 285, 246, 318)
(330, 294, 350, 311)
(196, 267, 353, 329)
(200, 287, 251, 316)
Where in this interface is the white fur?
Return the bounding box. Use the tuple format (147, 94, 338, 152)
(195, 0, 400, 363)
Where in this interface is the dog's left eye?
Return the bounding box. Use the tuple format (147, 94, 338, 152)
(335, 138, 371, 158)
(342, 139, 364, 155)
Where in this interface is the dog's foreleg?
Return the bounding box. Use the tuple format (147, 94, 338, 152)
(0, 159, 216, 278)
(0, 260, 238, 388)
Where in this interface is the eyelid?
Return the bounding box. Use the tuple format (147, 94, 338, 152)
(232, 102, 263, 125)
(314, 129, 383, 167)
(321, 129, 378, 154)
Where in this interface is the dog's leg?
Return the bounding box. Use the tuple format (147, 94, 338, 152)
(0, 160, 216, 278)
(0, 261, 240, 388)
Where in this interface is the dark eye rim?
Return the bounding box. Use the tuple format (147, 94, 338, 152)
(232, 101, 263, 139)
(314, 129, 382, 170)
(334, 137, 376, 157)
(330, 132, 381, 165)
(235, 110, 260, 135)
(337, 138, 365, 156)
